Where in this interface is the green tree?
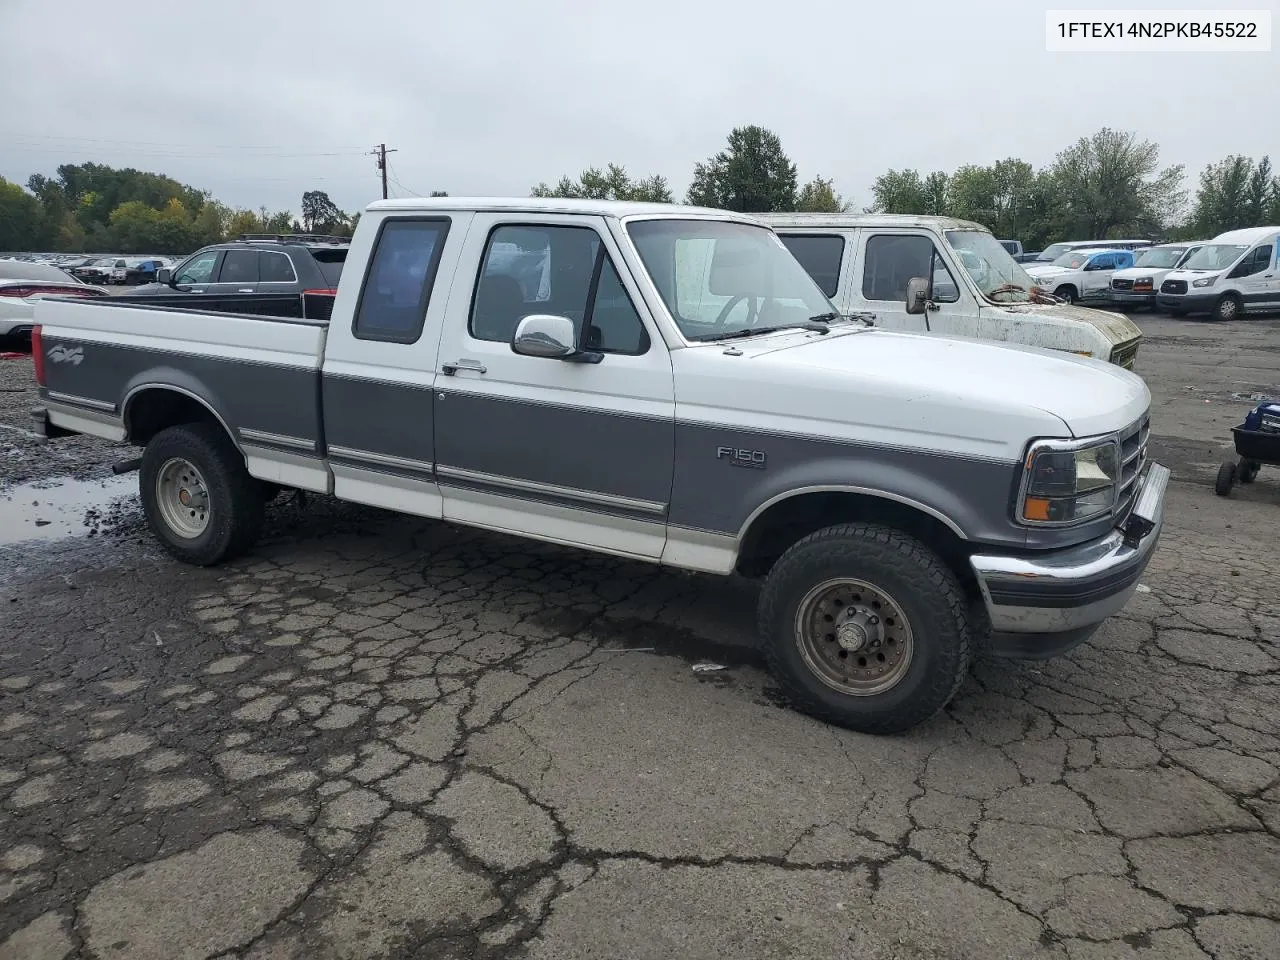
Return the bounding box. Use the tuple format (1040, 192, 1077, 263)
(531, 163, 672, 202)
(870, 168, 927, 214)
(685, 125, 797, 212)
(1049, 127, 1185, 237)
(301, 190, 346, 233)
(226, 209, 263, 239)
(795, 175, 850, 212)
(0, 177, 52, 249)
(192, 199, 229, 246)
(921, 171, 950, 216)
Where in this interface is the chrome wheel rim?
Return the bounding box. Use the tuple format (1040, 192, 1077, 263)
(155, 457, 210, 538)
(1218, 298, 1238, 320)
(794, 578, 914, 696)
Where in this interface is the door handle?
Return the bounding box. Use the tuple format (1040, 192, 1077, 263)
(238, 288, 253, 293)
(441, 358, 487, 376)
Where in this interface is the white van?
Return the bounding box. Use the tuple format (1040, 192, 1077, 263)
(1155, 226, 1280, 321)
(756, 213, 1144, 369)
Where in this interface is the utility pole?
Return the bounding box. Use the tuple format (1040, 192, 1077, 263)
(370, 143, 398, 199)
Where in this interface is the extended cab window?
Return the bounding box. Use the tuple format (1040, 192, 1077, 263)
(862, 235, 958, 304)
(777, 234, 844, 297)
(353, 218, 450, 343)
(470, 225, 649, 355)
(174, 251, 219, 285)
(260, 252, 297, 283)
(219, 249, 259, 284)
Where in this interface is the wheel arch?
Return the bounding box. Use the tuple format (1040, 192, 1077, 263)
(122, 379, 240, 451)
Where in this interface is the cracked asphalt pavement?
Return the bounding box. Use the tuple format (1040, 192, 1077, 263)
(1, 315, 1278, 960)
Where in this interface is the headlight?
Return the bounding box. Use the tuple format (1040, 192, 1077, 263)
(1018, 436, 1120, 525)
(1192, 275, 1217, 288)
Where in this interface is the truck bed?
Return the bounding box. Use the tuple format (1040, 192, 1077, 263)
(35, 297, 331, 492)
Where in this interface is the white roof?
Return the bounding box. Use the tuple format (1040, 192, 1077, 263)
(1210, 226, 1280, 243)
(754, 212, 989, 232)
(365, 196, 761, 223)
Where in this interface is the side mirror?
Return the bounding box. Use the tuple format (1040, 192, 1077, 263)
(905, 277, 930, 315)
(511, 314, 602, 364)
(155, 268, 172, 285)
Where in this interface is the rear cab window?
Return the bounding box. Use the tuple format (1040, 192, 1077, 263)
(776, 234, 845, 298)
(352, 219, 451, 343)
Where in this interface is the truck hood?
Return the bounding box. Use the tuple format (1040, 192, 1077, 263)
(679, 327, 1150, 459)
(992, 301, 1142, 345)
(1024, 264, 1068, 279)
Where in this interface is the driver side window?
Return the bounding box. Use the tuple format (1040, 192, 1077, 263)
(862, 235, 959, 304)
(175, 251, 220, 285)
(1232, 244, 1273, 278)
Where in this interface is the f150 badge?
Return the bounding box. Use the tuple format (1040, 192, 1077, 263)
(47, 344, 84, 366)
(717, 446, 766, 469)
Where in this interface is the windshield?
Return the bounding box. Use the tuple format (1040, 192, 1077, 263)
(1133, 248, 1184, 268)
(1180, 243, 1247, 271)
(1038, 243, 1072, 261)
(1051, 252, 1090, 268)
(625, 219, 836, 340)
(943, 230, 1039, 302)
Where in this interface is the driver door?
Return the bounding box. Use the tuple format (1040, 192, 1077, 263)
(1081, 252, 1117, 298)
(171, 249, 223, 294)
(851, 232, 962, 333)
(432, 214, 676, 560)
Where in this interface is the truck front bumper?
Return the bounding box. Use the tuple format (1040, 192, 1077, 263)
(968, 462, 1170, 659)
(1156, 293, 1217, 312)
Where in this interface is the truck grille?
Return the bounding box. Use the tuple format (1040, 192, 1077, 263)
(1161, 279, 1187, 295)
(1116, 413, 1150, 519)
(1109, 337, 1140, 370)
(1111, 278, 1133, 291)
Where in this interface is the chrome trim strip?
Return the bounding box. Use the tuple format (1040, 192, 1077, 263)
(326, 445, 434, 475)
(45, 390, 115, 412)
(435, 464, 667, 517)
(239, 428, 317, 452)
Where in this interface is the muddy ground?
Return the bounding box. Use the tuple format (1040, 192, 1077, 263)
(1, 315, 1278, 960)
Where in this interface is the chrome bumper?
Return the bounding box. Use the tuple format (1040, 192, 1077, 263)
(969, 462, 1169, 644)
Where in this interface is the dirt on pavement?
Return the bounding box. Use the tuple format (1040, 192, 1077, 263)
(1, 316, 1278, 960)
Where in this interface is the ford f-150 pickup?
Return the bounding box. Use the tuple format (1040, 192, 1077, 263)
(30, 197, 1169, 735)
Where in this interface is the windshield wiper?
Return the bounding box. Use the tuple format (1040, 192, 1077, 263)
(691, 321, 830, 342)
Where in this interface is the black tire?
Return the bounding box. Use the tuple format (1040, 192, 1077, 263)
(1212, 294, 1242, 322)
(757, 523, 972, 735)
(140, 422, 265, 565)
(1214, 461, 1236, 497)
(1053, 285, 1077, 305)
(1238, 459, 1260, 484)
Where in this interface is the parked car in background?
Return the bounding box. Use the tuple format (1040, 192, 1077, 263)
(1156, 226, 1280, 320)
(1027, 239, 1156, 265)
(1025, 248, 1136, 305)
(129, 235, 348, 319)
(759, 213, 1144, 368)
(72, 257, 127, 284)
(124, 257, 167, 285)
(0, 260, 107, 338)
(998, 239, 1023, 258)
(1108, 242, 1205, 309)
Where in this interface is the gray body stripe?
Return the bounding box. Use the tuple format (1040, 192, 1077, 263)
(45, 391, 115, 412)
(322, 373, 433, 470)
(239, 428, 316, 452)
(328, 445, 434, 474)
(436, 464, 667, 516)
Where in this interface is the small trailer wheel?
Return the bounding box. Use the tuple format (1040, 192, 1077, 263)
(1238, 459, 1260, 484)
(1214, 461, 1237, 497)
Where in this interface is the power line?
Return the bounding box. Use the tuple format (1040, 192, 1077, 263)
(385, 160, 422, 199)
(9, 132, 370, 152)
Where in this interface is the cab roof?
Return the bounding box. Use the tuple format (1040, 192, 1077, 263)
(753, 212, 990, 232)
(1210, 226, 1280, 243)
(365, 196, 760, 224)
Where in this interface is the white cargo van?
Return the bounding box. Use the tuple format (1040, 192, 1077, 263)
(1155, 226, 1280, 321)
(756, 214, 1144, 369)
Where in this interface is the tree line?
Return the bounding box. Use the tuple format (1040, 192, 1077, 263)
(4, 126, 1279, 255)
(0, 163, 368, 254)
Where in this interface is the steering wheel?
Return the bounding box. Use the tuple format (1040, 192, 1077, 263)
(713, 294, 780, 328)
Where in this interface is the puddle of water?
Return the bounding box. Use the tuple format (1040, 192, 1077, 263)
(0, 474, 140, 546)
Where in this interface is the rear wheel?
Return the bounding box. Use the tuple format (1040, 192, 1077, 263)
(758, 523, 972, 735)
(1212, 294, 1242, 322)
(1214, 461, 1236, 497)
(140, 422, 264, 565)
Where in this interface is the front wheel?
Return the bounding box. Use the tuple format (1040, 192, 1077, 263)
(1215, 461, 1236, 497)
(1212, 294, 1242, 322)
(757, 523, 972, 735)
(140, 422, 265, 565)
(1053, 285, 1077, 305)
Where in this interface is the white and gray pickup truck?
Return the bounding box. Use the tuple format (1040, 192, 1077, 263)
(31, 197, 1170, 734)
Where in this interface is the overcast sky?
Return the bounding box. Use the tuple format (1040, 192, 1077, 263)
(3, 0, 1277, 218)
